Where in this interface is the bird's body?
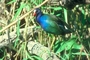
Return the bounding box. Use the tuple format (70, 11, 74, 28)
(33, 8, 72, 35)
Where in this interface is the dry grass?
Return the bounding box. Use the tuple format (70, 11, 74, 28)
(0, 0, 90, 60)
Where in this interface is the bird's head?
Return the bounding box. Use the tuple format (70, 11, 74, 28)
(33, 8, 42, 16)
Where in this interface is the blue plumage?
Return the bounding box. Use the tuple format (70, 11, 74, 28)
(33, 8, 72, 35)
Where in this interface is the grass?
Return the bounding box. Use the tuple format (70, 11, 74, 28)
(0, 0, 90, 60)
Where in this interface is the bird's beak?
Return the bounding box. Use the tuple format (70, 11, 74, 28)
(33, 12, 36, 16)
(33, 10, 36, 16)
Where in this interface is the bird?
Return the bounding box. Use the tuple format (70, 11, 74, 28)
(33, 8, 73, 35)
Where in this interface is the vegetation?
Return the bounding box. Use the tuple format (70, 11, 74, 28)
(0, 0, 90, 60)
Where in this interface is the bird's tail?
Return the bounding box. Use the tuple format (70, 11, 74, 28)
(65, 28, 74, 34)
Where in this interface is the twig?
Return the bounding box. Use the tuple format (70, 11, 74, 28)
(0, 26, 60, 60)
(0, 26, 35, 48)
(27, 41, 60, 60)
(0, 0, 49, 33)
(83, 46, 90, 60)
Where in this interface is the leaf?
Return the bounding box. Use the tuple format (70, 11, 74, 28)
(79, 6, 85, 25)
(64, 8, 67, 22)
(72, 52, 90, 56)
(0, 27, 2, 35)
(54, 37, 82, 54)
(31, 55, 43, 60)
(14, 20, 20, 47)
(7, 0, 16, 4)
(11, 2, 26, 21)
(53, 7, 62, 11)
(13, 2, 25, 47)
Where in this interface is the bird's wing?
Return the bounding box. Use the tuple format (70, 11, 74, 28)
(43, 14, 64, 31)
(49, 15, 70, 28)
(46, 14, 73, 32)
(46, 14, 66, 29)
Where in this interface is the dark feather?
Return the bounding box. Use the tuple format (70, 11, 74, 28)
(33, 8, 73, 35)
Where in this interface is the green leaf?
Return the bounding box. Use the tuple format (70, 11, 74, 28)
(31, 0, 38, 5)
(54, 40, 75, 53)
(72, 52, 90, 56)
(14, 20, 20, 47)
(11, 2, 26, 21)
(23, 58, 27, 60)
(72, 42, 82, 50)
(54, 37, 81, 53)
(53, 7, 62, 11)
(7, 0, 16, 4)
(31, 55, 43, 60)
(80, 7, 85, 25)
(13, 2, 24, 46)
(0, 27, 2, 35)
(0, 27, 2, 30)
(64, 8, 67, 22)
